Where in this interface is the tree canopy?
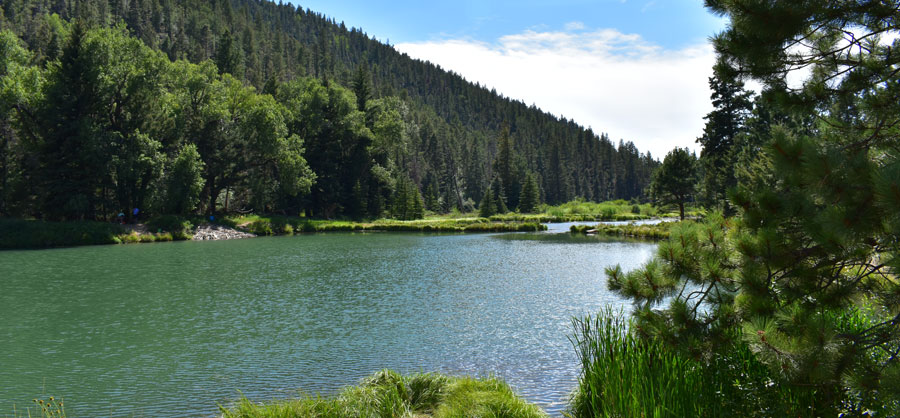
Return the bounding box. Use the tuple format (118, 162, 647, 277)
(606, 1, 900, 414)
(649, 147, 697, 220)
(0, 0, 660, 221)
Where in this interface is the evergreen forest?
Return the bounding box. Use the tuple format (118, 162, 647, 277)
(0, 0, 658, 221)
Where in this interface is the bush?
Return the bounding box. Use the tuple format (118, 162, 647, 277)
(146, 215, 193, 235)
(0, 218, 125, 249)
(247, 220, 274, 236)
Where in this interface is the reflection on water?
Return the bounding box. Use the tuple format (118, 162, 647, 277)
(0, 231, 655, 417)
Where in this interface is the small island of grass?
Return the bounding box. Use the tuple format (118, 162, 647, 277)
(221, 370, 548, 418)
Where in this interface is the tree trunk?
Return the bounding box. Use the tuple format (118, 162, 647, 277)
(679, 201, 685, 221)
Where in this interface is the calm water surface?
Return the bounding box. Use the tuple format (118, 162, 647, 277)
(1, 230, 655, 417)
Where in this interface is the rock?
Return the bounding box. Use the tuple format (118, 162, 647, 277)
(191, 224, 256, 241)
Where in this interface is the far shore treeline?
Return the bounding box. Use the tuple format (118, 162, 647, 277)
(0, 0, 659, 222)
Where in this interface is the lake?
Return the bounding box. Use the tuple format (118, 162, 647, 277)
(0, 228, 656, 417)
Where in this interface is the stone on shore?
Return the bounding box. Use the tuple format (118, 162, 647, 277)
(192, 224, 255, 241)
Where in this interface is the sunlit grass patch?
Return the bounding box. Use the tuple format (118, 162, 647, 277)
(220, 370, 547, 418)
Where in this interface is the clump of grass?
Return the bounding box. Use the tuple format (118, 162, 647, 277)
(119, 231, 141, 244)
(155, 232, 174, 241)
(220, 370, 547, 418)
(570, 222, 677, 240)
(568, 309, 716, 418)
(568, 309, 833, 418)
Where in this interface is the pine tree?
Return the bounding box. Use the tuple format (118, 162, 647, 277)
(648, 147, 697, 220)
(215, 30, 241, 76)
(607, 2, 900, 414)
(35, 20, 103, 220)
(518, 172, 539, 214)
(478, 187, 495, 218)
(351, 63, 371, 114)
(494, 124, 519, 210)
(489, 176, 508, 214)
(409, 184, 424, 220)
(696, 74, 753, 212)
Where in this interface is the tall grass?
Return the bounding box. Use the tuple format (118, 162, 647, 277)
(568, 309, 716, 418)
(221, 370, 547, 418)
(567, 309, 828, 418)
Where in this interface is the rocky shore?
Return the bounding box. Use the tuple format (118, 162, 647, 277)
(192, 224, 256, 241)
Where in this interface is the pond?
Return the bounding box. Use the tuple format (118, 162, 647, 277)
(0, 229, 656, 417)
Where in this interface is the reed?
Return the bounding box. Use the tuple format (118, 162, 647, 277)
(567, 309, 716, 418)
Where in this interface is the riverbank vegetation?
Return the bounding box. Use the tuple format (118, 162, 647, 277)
(569, 309, 824, 417)
(232, 215, 546, 235)
(220, 370, 547, 418)
(569, 221, 676, 240)
(581, 1, 900, 415)
(17, 372, 548, 418)
(0, 196, 675, 249)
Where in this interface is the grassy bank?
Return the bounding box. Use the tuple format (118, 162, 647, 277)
(0, 215, 545, 250)
(529, 199, 702, 222)
(220, 370, 547, 418)
(1, 199, 690, 249)
(0, 218, 192, 250)
(569, 221, 678, 240)
(229, 215, 546, 236)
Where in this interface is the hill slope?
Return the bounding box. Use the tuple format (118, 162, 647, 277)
(0, 0, 657, 218)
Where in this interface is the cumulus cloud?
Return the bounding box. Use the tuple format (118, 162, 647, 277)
(395, 28, 717, 159)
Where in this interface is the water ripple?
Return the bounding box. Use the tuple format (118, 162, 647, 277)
(0, 230, 655, 417)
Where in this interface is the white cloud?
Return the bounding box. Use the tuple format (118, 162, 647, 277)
(396, 28, 717, 159)
(564, 21, 586, 31)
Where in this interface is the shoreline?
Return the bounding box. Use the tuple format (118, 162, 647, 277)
(0, 217, 548, 250)
(0, 212, 685, 251)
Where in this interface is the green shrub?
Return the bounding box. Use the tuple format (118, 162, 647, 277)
(155, 232, 174, 242)
(247, 220, 274, 236)
(120, 232, 141, 244)
(0, 218, 125, 249)
(146, 215, 193, 235)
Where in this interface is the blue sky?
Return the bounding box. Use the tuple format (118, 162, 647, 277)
(291, 1, 725, 48)
(288, 1, 729, 157)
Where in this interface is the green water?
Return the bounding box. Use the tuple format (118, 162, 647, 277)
(0, 230, 655, 417)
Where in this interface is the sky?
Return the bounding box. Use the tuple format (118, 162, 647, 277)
(288, 1, 728, 158)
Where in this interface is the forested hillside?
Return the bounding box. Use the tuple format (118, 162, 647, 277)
(0, 0, 658, 220)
